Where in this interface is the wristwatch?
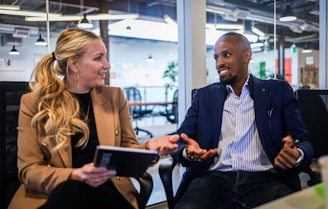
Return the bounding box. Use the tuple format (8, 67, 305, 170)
(294, 148, 304, 167)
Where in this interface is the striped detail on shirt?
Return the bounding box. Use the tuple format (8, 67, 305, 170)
(210, 83, 273, 172)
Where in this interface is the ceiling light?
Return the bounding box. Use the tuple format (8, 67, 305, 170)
(146, 54, 155, 62)
(251, 42, 264, 48)
(26, 13, 138, 21)
(279, 5, 297, 22)
(206, 23, 244, 30)
(77, 13, 93, 28)
(251, 25, 265, 37)
(9, 45, 19, 55)
(302, 44, 312, 53)
(0, 5, 20, 10)
(35, 34, 47, 46)
(0, 9, 61, 17)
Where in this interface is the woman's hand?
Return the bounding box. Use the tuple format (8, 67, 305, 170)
(147, 134, 179, 156)
(70, 163, 116, 187)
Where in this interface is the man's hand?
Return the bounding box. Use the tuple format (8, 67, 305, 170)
(180, 133, 217, 161)
(274, 135, 302, 169)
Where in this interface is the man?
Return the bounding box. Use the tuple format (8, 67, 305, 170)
(172, 32, 313, 209)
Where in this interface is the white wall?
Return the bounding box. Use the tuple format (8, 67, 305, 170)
(0, 36, 51, 81)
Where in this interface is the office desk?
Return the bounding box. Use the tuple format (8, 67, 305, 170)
(127, 101, 173, 139)
(128, 101, 173, 106)
(254, 183, 325, 209)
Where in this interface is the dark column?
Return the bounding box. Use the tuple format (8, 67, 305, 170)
(277, 33, 285, 80)
(99, 0, 110, 85)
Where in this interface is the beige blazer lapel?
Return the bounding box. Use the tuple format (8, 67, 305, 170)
(91, 88, 116, 146)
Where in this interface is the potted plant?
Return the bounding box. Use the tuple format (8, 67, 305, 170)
(162, 61, 178, 83)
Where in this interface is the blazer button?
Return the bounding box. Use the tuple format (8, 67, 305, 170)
(115, 130, 119, 135)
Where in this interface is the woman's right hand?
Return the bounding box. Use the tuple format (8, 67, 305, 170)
(70, 163, 116, 187)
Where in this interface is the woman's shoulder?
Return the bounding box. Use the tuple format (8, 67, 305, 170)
(95, 85, 123, 96)
(20, 91, 40, 103)
(19, 92, 39, 114)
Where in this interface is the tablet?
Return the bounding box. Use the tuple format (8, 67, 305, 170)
(93, 145, 159, 177)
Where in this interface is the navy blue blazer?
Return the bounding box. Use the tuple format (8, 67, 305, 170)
(173, 74, 313, 194)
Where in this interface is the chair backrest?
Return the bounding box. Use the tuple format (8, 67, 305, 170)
(123, 86, 143, 115)
(0, 81, 30, 209)
(295, 89, 328, 158)
(159, 88, 198, 209)
(124, 87, 142, 102)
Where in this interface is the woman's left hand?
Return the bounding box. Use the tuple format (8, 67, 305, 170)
(147, 134, 179, 156)
(71, 163, 116, 187)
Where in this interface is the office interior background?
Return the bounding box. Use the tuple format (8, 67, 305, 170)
(0, 0, 327, 207)
(0, 0, 324, 90)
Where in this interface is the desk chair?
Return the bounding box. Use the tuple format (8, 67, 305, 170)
(160, 88, 178, 124)
(0, 82, 30, 209)
(123, 87, 153, 139)
(158, 89, 198, 209)
(136, 172, 154, 209)
(295, 89, 328, 186)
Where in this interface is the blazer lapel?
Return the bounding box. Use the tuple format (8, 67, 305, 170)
(250, 76, 270, 137)
(90, 88, 116, 146)
(211, 84, 227, 148)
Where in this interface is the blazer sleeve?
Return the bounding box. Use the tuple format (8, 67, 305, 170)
(17, 93, 74, 194)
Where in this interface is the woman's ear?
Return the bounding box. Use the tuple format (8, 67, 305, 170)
(67, 58, 78, 73)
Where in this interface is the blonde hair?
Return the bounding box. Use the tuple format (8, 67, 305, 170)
(30, 28, 101, 150)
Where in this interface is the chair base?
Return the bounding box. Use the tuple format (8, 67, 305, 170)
(134, 127, 154, 139)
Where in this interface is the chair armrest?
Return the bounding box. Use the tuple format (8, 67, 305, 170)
(136, 172, 153, 209)
(159, 158, 177, 209)
(306, 160, 321, 186)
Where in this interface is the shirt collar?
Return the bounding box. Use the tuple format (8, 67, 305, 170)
(226, 74, 251, 95)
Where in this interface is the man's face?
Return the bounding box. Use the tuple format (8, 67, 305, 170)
(213, 36, 250, 85)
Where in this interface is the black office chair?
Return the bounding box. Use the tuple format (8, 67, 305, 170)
(136, 172, 153, 209)
(123, 87, 154, 139)
(158, 89, 198, 209)
(295, 89, 328, 186)
(160, 88, 178, 124)
(0, 82, 30, 209)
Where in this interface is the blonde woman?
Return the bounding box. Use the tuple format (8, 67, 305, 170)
(8, 28, 178, 209)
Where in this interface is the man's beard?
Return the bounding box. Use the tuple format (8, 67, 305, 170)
(219, 74, 237, 84)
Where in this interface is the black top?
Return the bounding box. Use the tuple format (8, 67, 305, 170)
(71, 92, 99, 168)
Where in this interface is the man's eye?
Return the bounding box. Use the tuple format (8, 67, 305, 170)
(224, 53, 231, 57)
(214, 55, 218, 60)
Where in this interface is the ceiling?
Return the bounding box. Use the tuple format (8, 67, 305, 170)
(0, 0, 320, 51)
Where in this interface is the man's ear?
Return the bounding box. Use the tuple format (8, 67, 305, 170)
(67, 58, 78, 73)
(244, 50, 252, 63)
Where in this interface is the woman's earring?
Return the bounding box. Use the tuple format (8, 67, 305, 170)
(74, 72, 79, 87)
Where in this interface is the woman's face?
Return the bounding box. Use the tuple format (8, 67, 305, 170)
(68, 39, 110, 93)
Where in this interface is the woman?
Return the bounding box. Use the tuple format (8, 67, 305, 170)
(8, 28, 178, 209)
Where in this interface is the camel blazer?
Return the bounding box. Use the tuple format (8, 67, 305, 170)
(8, 86, 148, 209)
